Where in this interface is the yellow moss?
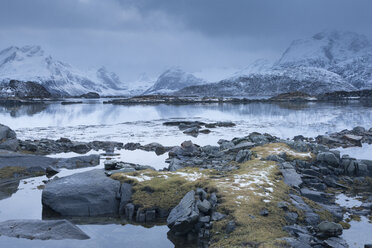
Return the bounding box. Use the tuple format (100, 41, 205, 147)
(0, 166, 44, 180)
(209, 159, 292, 247)
(339, 221, 351, 229)
(251, 143, 314, 161)
(302, 197, 334, 222)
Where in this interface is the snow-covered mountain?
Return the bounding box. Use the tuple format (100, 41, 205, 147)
(176, 30, 372, 97)
(276, 30, 372, 89)
(144, 68, 207, 95)
(0, 45, 130, 96)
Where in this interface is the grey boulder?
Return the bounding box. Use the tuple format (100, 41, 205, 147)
(42, 169, 120, 217)
(167, 190, 199, 235)
(0, 219, 89, 240)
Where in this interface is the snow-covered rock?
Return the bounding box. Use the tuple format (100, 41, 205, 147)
(144, 68, 207, 95)
(0, 45, 129, 96)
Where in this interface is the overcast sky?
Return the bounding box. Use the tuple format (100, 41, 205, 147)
(1, 0, 372, 81)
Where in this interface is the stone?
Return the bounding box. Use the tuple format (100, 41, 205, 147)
(285, 212, 298, 224)
(0, 124, 18, 151)
(45, 166, 60, 177)
(225, 220, 236, 234)
(42, 169, 120, 217)
(167, 190, 199, 235)
(344, 134, 363, 146)
(183, 127, 199, 137)
(323, 237, 348, 248)
(209, 192, 218, 208)
(56, 154, 100, 169)
(0, 219, 89, 240)
(197, 199, 211, 213)
(277, 201, 289, 211)
(71, 142, 91, 154)
(146, 210, 156, 222)
(279, 162, 303, 188)
(300, 188, 330, 204)
(199, 216, 210, 223)
(235, 149, 252, 163)
(227, 142, 254, 153)
(260, 208, 269, 216)
(136, 210, 146, 223)
(317, 221, 343, 238)
(211, 211, 226, 221)
(125, 203, 135, 221)
(317, 152, 340, 167)
(196, 188, 208, 201)
(119, 183, 132, 216)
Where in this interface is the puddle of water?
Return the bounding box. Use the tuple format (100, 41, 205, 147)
(342, 216, 372, 248)
(47, 148, 169, 171)
(335, 194, 363, 208)
(0, 224, 173, 248)
(335, 144, 372, 160)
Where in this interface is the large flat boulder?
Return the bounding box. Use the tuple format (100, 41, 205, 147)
(0, 151, 99, 170)
(42, 169, 120, 217)
(0, 219, 89, 240)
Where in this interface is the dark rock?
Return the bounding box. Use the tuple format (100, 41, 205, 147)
(317, 152, 340, 167)
(211, 211, 226, 221)
(57, 154, 100, 169)
(80, 92, 100, 98)
(183, 127, 199, 137)
(125, 203, 135, 221)
(45, 166, 60, 177)
(265, 154, 285, 162)
(167, 190, 199, 235)
(0, 124, 18, 151)
(0, 219, 89, 240)
(123, 142, 141, 150)
(42, 169, 120, 217)
(199, 216, 210, 223)
(279, 162, 303, 188)
(146, 210, 156, 222)
(227, 142, 255, 153)
(300, 188, 331, 204)
(71, 142, 91, 154)
(119, 183, 132, 216)
(209, 193, 218, 208)
(197, 199, 211, 213)
(260, 208, 269, 216)
(235, 149, 252, 163)
(225, 220, 236, 234)
(316, 221, 343, 238)
(285, 212, 298, 224)
(196, 188, 208, 201)
(277, 201, 289, 211)
(290, 194, 320, 225)
(136, 210, 146, 223)
(323, 237, 348, 248)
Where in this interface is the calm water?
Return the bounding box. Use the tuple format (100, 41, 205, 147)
(1, 100, 372, 146)
(0, 100, 372, 247)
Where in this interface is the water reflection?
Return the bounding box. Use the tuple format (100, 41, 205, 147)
(0, 101, 371, 147)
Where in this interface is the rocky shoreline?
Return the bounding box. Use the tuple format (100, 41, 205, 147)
(0, 123, 371, 247)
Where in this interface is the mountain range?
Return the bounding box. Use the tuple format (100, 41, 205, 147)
(1, 30, 372, 97)
(175, 30, 372, 97)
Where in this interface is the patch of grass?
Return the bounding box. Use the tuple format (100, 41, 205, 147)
(210, 159, 292, 247)
(0, 166, 44, 180)
(251, 143, 314, 161)
(339, 221, 351, 229)
(301, 197, 334, 222)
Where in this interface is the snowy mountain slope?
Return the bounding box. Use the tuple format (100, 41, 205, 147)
(176, 30, 371, 97)
(144, 68, 207, 95)
(276, 30, 372, 89)
(0, 45, 129, 96)
(176, 67, 356, 97)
